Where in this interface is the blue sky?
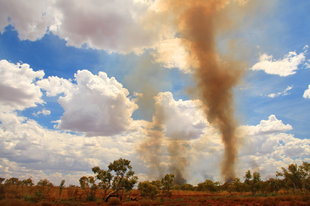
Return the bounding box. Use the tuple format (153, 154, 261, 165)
(0, 0, 309, 185)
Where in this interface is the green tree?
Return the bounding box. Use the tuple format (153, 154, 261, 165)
(276, 163, 303, 192)
(173, 184, 181, 190)
(197, 180, 218, 192)
(299, 162, 310, 191)
(37, 179, 53, 199)
(243, 170, 261, 195)
(79, 176, 97, 201)
(161, 174, 174, 199)
(22, 178, 34, 186)
(181, 183, 194, 191)
(138, 181, 159, 199)
(121, 174, 138, 201)
(92, 158, 137, 201)
(151, 180, 162, 190)
(232, 177, 245, 193)
(59, 179, 65, 199)
(93, 167, 113, 199)
(4, 177, 22, 186)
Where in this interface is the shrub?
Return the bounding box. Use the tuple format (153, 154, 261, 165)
(108, 197, 122, 205)
(24, 193, 39, 203)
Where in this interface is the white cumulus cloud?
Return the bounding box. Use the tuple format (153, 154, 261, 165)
(303, 85, 310, 99)
(0, 0, 55, 41)
(241, 114, 292, 136)
(0, 0, 168, 54)
(250, 49, 307, 76)
(0, 60, 44, 112)
(153, 92, 208, 140)
(38, 70, 138, 136)
(32, 109, 51, 117)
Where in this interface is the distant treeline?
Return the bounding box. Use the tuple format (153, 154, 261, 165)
(0, 159, 309, 202)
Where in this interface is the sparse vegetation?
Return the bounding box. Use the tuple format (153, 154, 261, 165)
(0, 159, 309, 206)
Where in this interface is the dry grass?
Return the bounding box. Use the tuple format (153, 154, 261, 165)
(171, 190, 209, 196)
(0, 198, 35, 206)
(108, 197, 122, 205)
(138, 199, 152, 206)
(38, 202, 53, 206)
(122, 201, 139, 206)
(301, 195, 310, 202)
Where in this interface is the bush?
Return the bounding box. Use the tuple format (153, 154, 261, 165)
(24, 193, 39, 203)
(108, 197, 122, 205)
(0, 198, 35, 206)
(86, 192, 96, 201)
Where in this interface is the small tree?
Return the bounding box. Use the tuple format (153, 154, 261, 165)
(151, 180, 162, 190)
(276, 163, 303, 192)
(37, 179, 53, 199)
(197, 180, 218, 192)
(244, 170, 261, 195)
(92, 158, 138, 201)
(300, 162, 310, 191)
(59, 179, 65, 199)
(93, 167, 113, 199)
(173, 184, 181, 190)
(161, 174, 174, 199)
(181, 183, 194, 191)
(4, 177, 22, 186)
(22, 178, 34, 186)
(79, 176, 97, 201)
(138, 181, 159, 199)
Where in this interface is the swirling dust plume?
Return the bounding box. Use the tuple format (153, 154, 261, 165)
(138, 0, 258, 183)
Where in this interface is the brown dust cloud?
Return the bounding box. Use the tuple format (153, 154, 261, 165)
(137, 0, 261, 184)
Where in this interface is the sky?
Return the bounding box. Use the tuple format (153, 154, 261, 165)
(0, 0, 310, 186)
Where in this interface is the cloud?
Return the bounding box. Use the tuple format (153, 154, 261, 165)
(267, 85, 293, 98)
(241, 115, 293, 136)
(0, 0, 169, 54)
(0, 107, 144, 185)
(0, 60, 44, 112)
(152, 38, 196, 73)
(38, 70, 138, 136)
(303, 85, 310, 99)
(0, 0, 55, 41)
(250, 49, 307, 76)
(36, 76, 73, 97)
(153, 92, 208, 140)
(32, 109, 51, 117)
